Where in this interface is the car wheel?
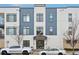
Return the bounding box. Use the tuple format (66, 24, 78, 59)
(58, 53, 63, 55)
(22, 51, 29, 55)
(41, 52, 46, 55)
(1, 51, 8, 55)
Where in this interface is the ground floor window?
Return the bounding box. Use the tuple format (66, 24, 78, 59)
(23, 40, 30, 47)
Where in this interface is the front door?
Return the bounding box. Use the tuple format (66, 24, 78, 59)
(36, 40, 44, 49)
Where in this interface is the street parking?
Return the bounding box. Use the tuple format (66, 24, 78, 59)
(0, 48, 79, 55)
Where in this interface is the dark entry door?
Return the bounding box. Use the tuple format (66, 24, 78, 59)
(36, 40, 44, 49)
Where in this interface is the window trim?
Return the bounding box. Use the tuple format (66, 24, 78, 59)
(6, 13, 17, 22)
(23, 40, 30, 47)
(6, 27, 17, 35)
(36, 13, 43, 22)
(23, 27, 30, 35)
(23, 14, 30, 22)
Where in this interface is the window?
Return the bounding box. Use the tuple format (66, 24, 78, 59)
(68, 13, 72, 22)
(23, 14, 30, 22)
(6, 27, 16, 35)
(23, 27, 29, 35)
(0, 14, 4, 24)
(50, 14, 53, 18)
(51, 49, 59, 51)
(7, 14, 16, 22)
(48, 27, 54, 35)
(36, 13, 43, 22)
(36, 27, 43, 35)
(9, 46, 20, 49)
(49, 14, 54, 21)
(49, 27, 53, 32)
(23, 40, 30, 47)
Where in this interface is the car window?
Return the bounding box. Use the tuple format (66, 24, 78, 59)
(9, 46, 20, 48)
(51, 49, 59, 51)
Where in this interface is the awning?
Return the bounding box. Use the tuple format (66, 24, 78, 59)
(33, 35, 47, 40)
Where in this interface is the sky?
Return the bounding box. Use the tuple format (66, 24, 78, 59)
(0, 4, 79, 7)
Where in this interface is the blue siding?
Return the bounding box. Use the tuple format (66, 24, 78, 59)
(19, 8, 34, 35)
(46, 8, 57, 35)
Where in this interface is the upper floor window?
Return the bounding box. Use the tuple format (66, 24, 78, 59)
(49, 27, 53, 32)
(49, 14, 54, 19)
(36, 13, 43, 22)
(68, 13, 72, 22)
(0, 14, 4, 25)
(6, 14, 16, 22)
(6, 27, 16, 35)
(23, 27, 30, 35)
(23, 14, 30, 22)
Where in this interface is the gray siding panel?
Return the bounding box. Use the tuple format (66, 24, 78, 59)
(46, 8, 57, 35)
(20, 8, 34, 35)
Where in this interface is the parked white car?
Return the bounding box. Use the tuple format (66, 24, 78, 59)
(39, 48, 67, 55)
(0, 46, 33, 55)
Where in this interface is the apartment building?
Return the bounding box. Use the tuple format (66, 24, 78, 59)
(1, 4, 79, 49)
(0, 7, 19, 48)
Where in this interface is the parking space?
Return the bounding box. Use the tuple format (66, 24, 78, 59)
(0, 49, 79, 55)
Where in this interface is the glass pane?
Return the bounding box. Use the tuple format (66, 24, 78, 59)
(23, 27, 29, 35)
(36, 13, 43, 22)
(49, 27, 53, 32)
(23, 40, 30, 47)
(10, 46, 20, 48)
(7, 14, 16, 22)
(23, 15, 30, 22)
(6, 27, 16, 35)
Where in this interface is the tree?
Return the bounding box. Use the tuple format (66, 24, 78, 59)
(63, 17, 79, 55)
(14, 34, 23, 46)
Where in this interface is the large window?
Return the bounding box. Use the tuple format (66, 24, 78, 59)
(48, 27, 54, 35)
(6, 27, 16, 35)
(36, 27, 43, 35)
(36, 13, 43, 22)
(49, 27, 53, 32)
(49, 14, 54, 21)
(68, 13, 72, 22)
(23, 27, 29, 35)
(23, 40, 30, 47)
(0, 14, 4, 25)
(7, 14, 16, 22)
(23, 14, 30, 22)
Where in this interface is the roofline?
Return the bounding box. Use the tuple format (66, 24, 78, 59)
(34, 4, 46, 7)
(20, 7, 34, 9)
(0, 6, 79, 8)
(0, 6, 20, 8)
(46, 6, 79, 9)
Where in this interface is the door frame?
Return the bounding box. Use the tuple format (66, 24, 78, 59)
(36, 40, 44, 49)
